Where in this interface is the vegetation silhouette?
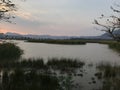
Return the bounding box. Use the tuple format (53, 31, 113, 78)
(0, 0, 16, 23)
(0, 57, 85, 90)
(1, 69, 60, 90)
(0, 58, 85, 71)
(0, 43, 23, 60)
(96, 63, 120, 90)
(94, 3, 120, 42)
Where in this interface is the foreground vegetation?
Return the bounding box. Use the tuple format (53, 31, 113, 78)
(0, 43, 23, 60)
(0, 58, 85, 90)
(0, 58, 85, 71)
(96, 63, 120, 90)
(1, 69, 60, 90)
(1, 57, 120, 90)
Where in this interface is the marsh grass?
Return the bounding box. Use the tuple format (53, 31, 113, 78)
(0, 59, 46, 70)
(0, 57, 84, 90)
(96, 63, 120, 90)
(47, 58, 85, 71)
(1, 69, 60, 90)
(0, 58, 85, 70)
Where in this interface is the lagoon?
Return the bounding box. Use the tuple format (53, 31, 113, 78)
(12, 40, 120, 64)
(4, 40, 120, 90)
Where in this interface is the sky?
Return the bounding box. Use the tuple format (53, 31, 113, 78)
(0, 0, 118, 36)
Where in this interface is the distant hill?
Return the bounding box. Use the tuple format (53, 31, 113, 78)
(100, 30, 120, 39)
(4, 32, 72, 39)
(4, 33, 102, 40)
(6, 32, 22, 36)
(0, 30, 119, 40)
(5, 32, 23, 39)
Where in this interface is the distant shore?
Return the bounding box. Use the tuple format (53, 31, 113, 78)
(26, 39, 120, 53)
(26, 39, 87, 45)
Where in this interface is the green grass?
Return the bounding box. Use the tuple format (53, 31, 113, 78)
(0, 43, 23, 60)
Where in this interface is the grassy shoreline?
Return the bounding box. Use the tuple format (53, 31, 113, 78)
(108, 42, 120, 53)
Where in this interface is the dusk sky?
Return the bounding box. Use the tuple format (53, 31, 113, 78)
(0, 0, 118, 36)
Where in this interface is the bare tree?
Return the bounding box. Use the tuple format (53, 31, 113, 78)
(94, 3, 120, 42)
(0, 0, 17, 23)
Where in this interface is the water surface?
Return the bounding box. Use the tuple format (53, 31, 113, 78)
(13, 40, 120, 64)
(6, 40, 120, 90)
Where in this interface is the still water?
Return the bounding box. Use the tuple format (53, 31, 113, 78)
(7, 40, 120, 90)
(12, 40, 120, 64)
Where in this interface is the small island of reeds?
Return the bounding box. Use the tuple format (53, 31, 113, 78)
(27, 39, 86, 45)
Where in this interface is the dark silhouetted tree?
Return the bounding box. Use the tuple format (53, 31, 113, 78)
(0, 0, 17, 23)
(94, 3, 120, 41)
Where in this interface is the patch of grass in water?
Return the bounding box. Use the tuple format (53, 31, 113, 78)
(47, 58, 85, 70)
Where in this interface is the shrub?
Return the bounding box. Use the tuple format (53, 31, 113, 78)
(0, 43, 23, 60)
